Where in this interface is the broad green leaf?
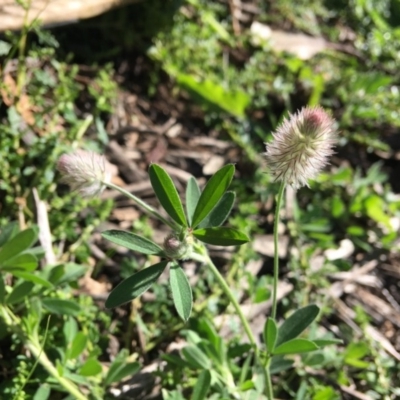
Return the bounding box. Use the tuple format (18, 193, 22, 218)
(273, 339, 319, 355)
(149, 164, 187, 227)
(79, 358, 102, 376)
(263, 318, 278, 353)
(6, 281, 34, 304)
(193, 227, 249, 246)
(186, 177, 201, 226)
(312, 339, 342, 347)
(41, 298, 81, 316)
(104, 361, 140, 386)
(0, 222, 19, 247)
(276, 304, 319, 346)
(169, 262, 192, 321)
(102, 230, 164, 255)
(0, 227, 38, 263)
(191, 370, 211, 400)
(67, 332, 87, 360)
(198, 191, 235, 228)
(1, 253, 38, 271)
(191, 164, 234, 228)
(105, 261, 168, 308)
(182, 345, 212, 369)
(12, 271, 53, 288)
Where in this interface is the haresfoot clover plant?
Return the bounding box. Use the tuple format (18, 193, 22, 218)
(57, 108, 340, 399)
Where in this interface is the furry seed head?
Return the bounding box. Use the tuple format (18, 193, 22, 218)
(57, 150, 112, 197)
(264, 106, 337, 189)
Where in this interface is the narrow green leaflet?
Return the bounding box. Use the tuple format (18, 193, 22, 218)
(273, 338, 319, 355)
(149, 164, 187, 227)
(12, 271, 53, 288)
(169, 261, 192, 321)
(182, 345, 212, 369)
(79, 359, 102, 376)
(104, 361, 140, 386)
(185, 177, 201, 226)
(276, 304, 320, 346)
(33, 385, 51, 400)
(269, 356, 294, 375)
(67, 332, 88, 360)
(105, 261, 168, 308)
(6, 281, 34, 304)
(0, 222, 19, 247)
(191, 164, 235, 228)
(198, 191, 235, 228)
(102, 230, 164, 256)
(191, 370, 211, 400)
(0, 227, 38, 263)
(46, 263, 87, 285)
(313, 338, 343, 347)
(193, 227, 249, 246)
(41, 298, 81, 316)
(1, 253, 38, 272)
(263, 318, 278, 353)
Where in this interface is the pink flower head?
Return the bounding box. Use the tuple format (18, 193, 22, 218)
(264, 106, 337, 189)
(57, 150, 112, 197)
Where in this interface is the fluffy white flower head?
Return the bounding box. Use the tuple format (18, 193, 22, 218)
(264, 106, 337, 189)
(57, 150, 112, 197)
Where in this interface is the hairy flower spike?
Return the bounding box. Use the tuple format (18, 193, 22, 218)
(57, 150, 112, 197)
(264, 106, 337, 189)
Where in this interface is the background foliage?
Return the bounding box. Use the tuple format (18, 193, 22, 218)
(0, 0, 399, 399)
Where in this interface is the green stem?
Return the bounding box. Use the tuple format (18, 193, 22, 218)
(203, 252, 257, 347)
(0, 306, 88, 400)
(264, 358, 274, 400)
(194, 249, 271, 397)
(271, 182, 286, 320)
(105, 181, 178, 230)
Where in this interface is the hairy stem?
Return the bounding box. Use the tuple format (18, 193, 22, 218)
(192, 248, 271, 397)
(271, 182, 286, 320)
